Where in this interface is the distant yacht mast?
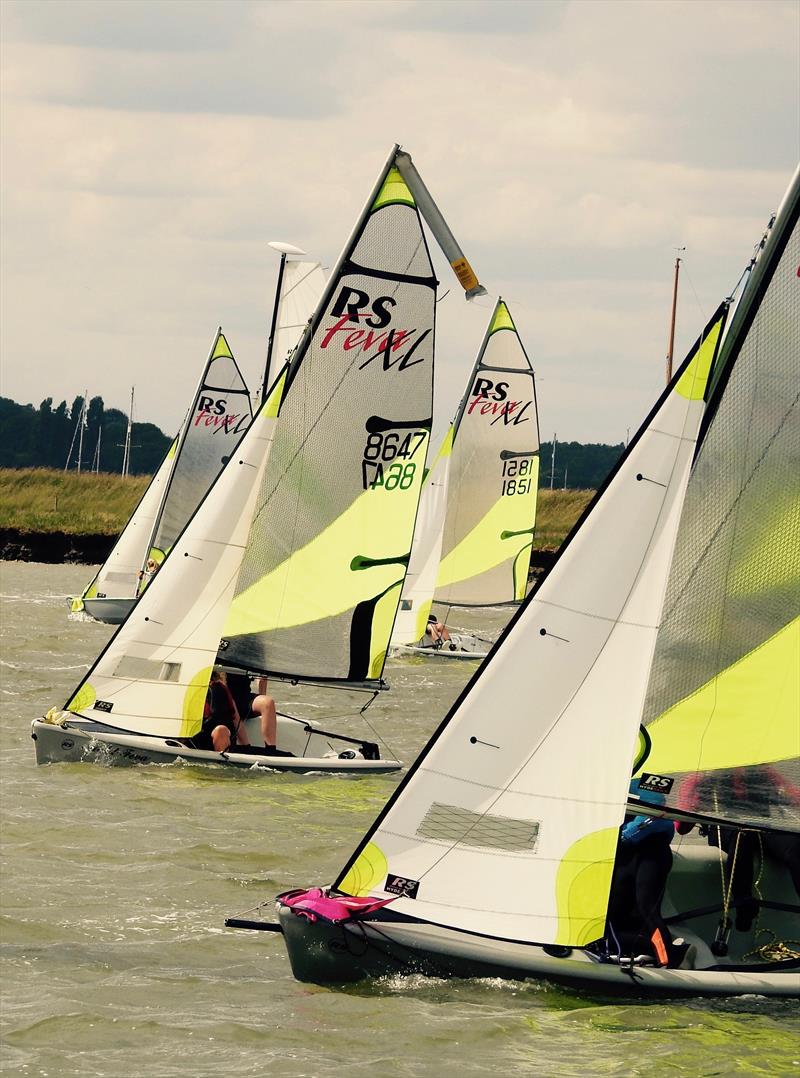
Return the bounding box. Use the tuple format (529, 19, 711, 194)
(121, 386, 135, 476)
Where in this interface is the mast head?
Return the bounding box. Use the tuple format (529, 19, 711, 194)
(268, 241, 307, 258)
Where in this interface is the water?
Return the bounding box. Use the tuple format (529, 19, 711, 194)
(1, 562, 798, 1077)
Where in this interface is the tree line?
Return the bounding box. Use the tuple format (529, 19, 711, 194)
(0, 395, 625, 490)
(0, 396, 171, 475)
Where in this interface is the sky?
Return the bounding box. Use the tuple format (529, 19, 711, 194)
(1, 0, 798, 447)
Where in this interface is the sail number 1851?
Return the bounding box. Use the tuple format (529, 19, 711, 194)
(501, 456, 533, 497)
(362, 430, 427, 491)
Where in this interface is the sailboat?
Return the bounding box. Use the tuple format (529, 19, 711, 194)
(68, 330, 253, 624)
(391, 298, 539, 659)
(34, 146, 483, 774)
(268, 169, 799, 993)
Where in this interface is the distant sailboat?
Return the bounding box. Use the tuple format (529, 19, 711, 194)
(270, 168, 799, 995)
(68, 330, 253, 624)
(36, 145, 481, 774)
(391, 299, 539, 659)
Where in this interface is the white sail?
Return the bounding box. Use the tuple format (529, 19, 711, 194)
(435, 299, 539, 607)
(390, 427, 453, 646)
(270, 259, 326, 379)
(70, 437, 178, 611)
(335, 307, 728, 946)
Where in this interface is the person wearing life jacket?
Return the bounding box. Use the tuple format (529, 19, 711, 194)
(225, 672, 281, 753)
(194, 669, 251, 753)
(607, 780, 685, 967)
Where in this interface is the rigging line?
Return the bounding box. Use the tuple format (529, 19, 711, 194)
(679, 260, 708, 327)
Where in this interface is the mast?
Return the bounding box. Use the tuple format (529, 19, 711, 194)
(665, 250, 684, 383)
(262, 242, 308, 408)
(76, 391, 87, 475)
(549, 434, 556, 490)
(122, 387, 134, 477)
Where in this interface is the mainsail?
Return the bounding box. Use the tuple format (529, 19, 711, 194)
(62, 147, 441, 739)
(636, 172, 800, 831)
(331, 301, 730, 946)
(144, 329, 252, 570)
(435, 299, 539, 607)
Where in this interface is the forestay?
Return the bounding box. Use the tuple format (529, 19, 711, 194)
(333, 305, 728, 947)
(638, 175, 800, 832)
(435, 300, 539, 607)
(145, 330, 252, 568)
(220, 164, 436, 684)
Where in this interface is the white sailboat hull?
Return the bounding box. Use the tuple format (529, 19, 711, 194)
(31, 713, 401, 775)
(391, 632, 489, 660)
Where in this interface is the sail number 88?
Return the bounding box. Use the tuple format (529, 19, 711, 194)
(362, 429, 427, 491)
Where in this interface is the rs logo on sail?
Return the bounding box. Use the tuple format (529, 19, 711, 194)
(467, 378, 531, 425)
(320, 285, 431, 372)
(194, 396, 248, 434)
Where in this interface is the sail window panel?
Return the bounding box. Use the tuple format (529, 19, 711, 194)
(103, 571, 140, 587)
(417, 802, 540, 852)
(113, 656, 182, 683)
(641, 211, 800, 828)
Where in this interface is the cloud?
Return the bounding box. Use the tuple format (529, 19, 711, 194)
(1, 0, 797, 444)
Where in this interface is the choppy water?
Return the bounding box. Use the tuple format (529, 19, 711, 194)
(1, 562, 798, 1077)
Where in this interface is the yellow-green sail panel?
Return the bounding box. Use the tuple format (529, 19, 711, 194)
(641, 617, 800, 775)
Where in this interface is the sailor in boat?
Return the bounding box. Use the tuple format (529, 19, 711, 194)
(226, 672, 279, 754)
(423, 614, 451, 648)
(605, 779, 687, 968)
(676, 766, 800, 943)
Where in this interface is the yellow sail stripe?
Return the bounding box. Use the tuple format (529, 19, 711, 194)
(642, 617, 800, 774)
(674, 315, 724, 400)
(211, 330, 234, 360)
(339, 841, 388, 897)
(554, 827, 618, 946)
(436, 456, 539, 591)
(372, 167, 416, 211)
(489, 300, 515, 335)
(223, 451, 428, 639)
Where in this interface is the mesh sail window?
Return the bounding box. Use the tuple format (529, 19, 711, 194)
(435, 300, 539, 606)
(639, 181, 800, 832)
(220, 166, 436, 685)
(147, 330, 252, 565)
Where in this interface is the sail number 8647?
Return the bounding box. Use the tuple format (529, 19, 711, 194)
(362, 430, 427, 491)
(502, 456, 534, 497)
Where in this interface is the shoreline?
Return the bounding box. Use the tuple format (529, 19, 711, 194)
(0, 528, 560, 574)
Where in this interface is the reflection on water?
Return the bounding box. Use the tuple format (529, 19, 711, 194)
(1, 562, 797, 1077)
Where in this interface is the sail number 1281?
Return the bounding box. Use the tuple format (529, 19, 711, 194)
(501, 456, 533, 497)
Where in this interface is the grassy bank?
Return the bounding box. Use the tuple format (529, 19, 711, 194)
(0, 468, 149, 535)
(534, 488, 594, 549)
(0, 468, 593, 550)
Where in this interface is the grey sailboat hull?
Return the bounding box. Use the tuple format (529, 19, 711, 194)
(276, 846, 800, 996)
(391, 632, 489, 661)
(69, 596, 137, 625)
(30, 714, 401, 775)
